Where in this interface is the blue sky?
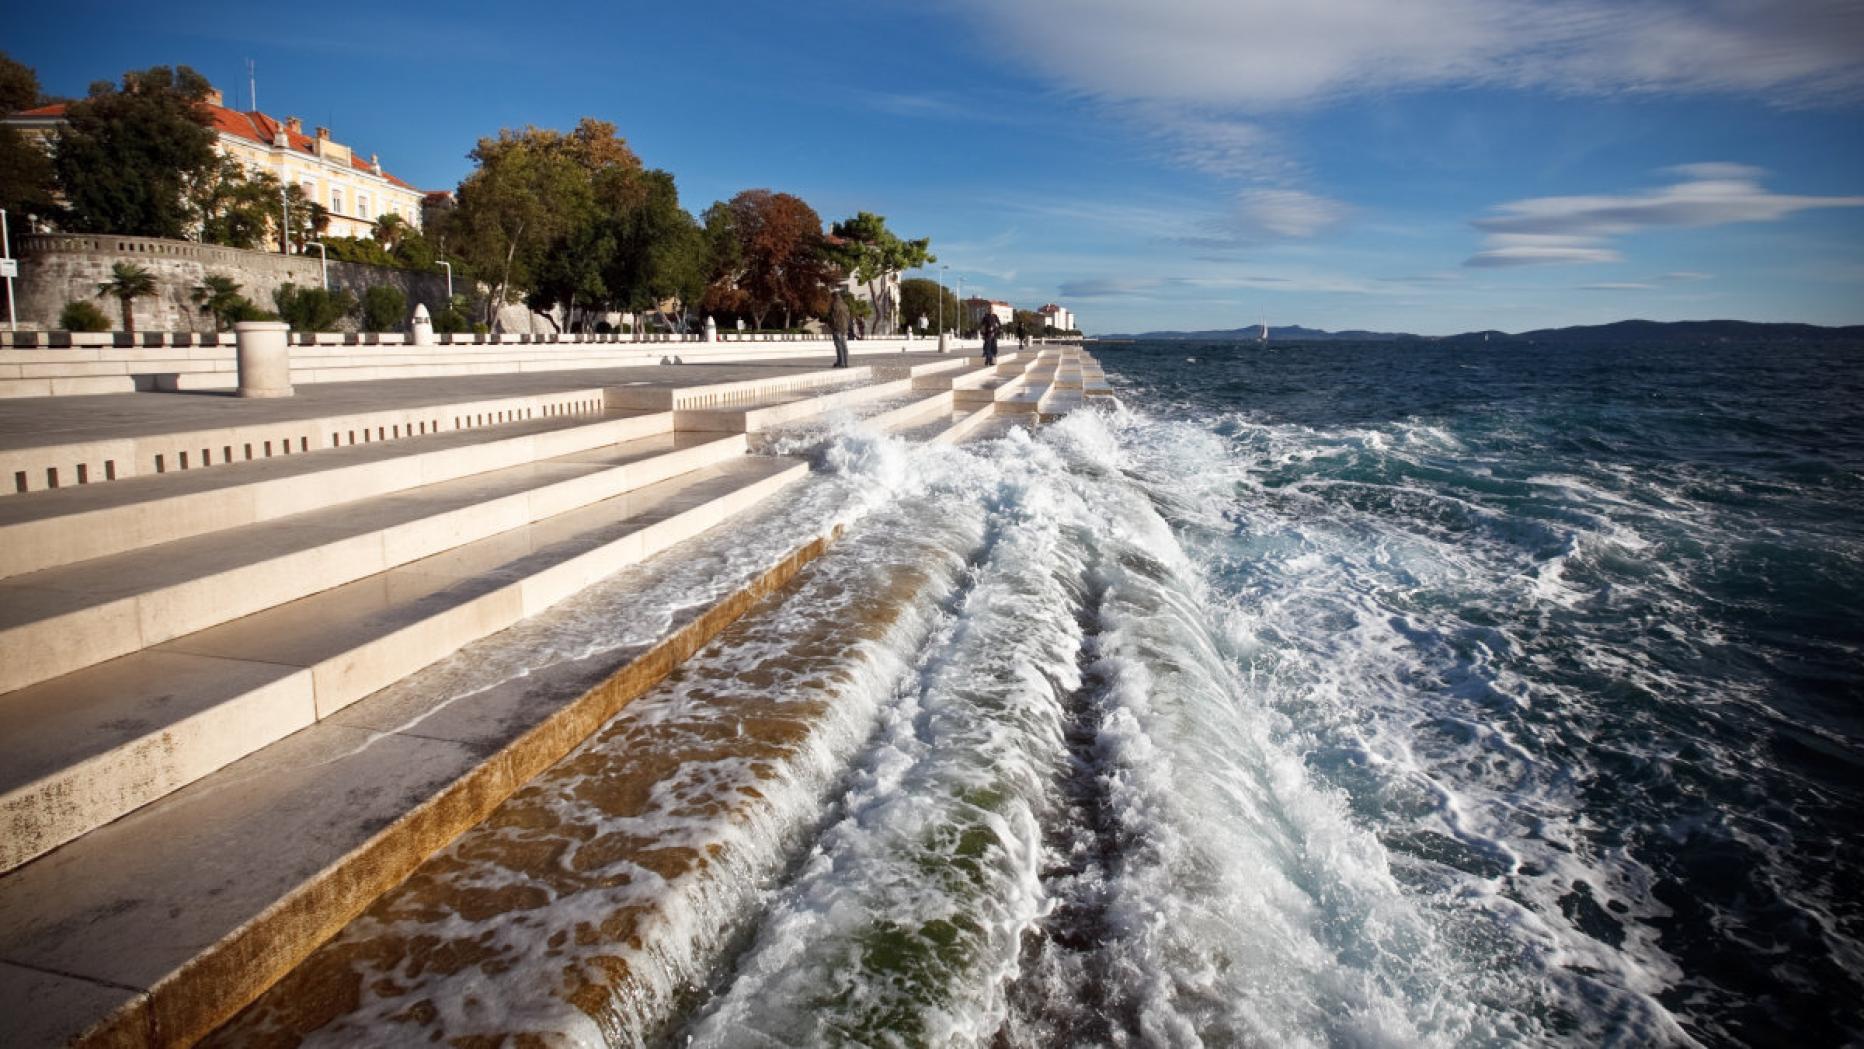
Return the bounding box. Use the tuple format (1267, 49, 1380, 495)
(9, 0, 1863, 334)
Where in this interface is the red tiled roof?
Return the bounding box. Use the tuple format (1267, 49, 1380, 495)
(8, 101, 419, 191)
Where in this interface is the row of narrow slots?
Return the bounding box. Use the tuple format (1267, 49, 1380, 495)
(16, 461, 118, 493)
(9, 397, 608, 496)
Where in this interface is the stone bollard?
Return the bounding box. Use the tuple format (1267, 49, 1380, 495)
(234, 320, 293, 398)
(410, 303, 435, 346)
(704, 315, 718, 342)
(938, 332, 950, 354)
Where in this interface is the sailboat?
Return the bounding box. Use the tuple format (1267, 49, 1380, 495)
(1259, 321, 1269, 342)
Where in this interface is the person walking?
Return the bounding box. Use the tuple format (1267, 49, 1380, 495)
(981, 311, 1002, 365)
(829, 292, 853, 368)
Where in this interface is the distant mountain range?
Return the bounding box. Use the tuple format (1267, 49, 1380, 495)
(1099, 319, 1864, 345)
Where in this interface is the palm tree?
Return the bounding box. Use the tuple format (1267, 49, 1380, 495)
(97, 262, 157, 335)
(190, 275, 246, 332)
(373, 212, 408, 250)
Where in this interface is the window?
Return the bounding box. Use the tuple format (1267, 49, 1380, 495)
(357, 193, 370, 220)
(330, 187, 344, 213)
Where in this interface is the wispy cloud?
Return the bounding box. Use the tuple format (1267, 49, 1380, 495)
(1059, 277, 1163, 297)
(1466, 234, 1623, 268)
(960, 0, 1864, 109)
(1229, 188, 1350, 238)
(1465, 165, 1864, 266)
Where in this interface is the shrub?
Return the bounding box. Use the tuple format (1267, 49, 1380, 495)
(359, 285, 407, 333)
(273, 283, 356, 332)
(59, 300, 111, 332)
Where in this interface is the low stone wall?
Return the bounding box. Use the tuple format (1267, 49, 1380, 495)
(13, 234, 474, 335)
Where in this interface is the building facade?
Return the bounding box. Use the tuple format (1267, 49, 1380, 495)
(5, 87, 425, 243)
(963, 297, 1015, 328)
(1037, 303, 1076, 332)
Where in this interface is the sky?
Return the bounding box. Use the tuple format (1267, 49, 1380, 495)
(7, 0, 1863, 335)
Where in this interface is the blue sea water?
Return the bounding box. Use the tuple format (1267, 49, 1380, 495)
(1083, 338, 1864, 1045)
(219, 337, 1864, 1048)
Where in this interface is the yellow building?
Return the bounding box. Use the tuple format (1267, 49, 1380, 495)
(6, 86, 425, 242)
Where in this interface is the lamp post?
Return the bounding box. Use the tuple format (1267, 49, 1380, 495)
(957, 275, 965, 337)
(304, 241, 328, 290)
(2, 209, 16, 332)
(937, 264, 948, 353)
(436, 259, 452, 302)
(279, 188, 291, 255)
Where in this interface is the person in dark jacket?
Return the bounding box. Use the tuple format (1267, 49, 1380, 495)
(981, 312, 1002, 365)
(829, 294, 852, 367)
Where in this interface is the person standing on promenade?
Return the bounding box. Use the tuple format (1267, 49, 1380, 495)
(830, 292, 852, 368)
(981, 312, 1002, 365)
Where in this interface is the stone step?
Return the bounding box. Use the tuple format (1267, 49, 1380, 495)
(0, 454, 807, 875)
(999, 381, 1051, 414)
(1039, 388, 1088, 417)
(0, 431, 749, 694)
(673, 376, 919, 433)
(0, 409, 672, 579)
(1, 385, 616, 498)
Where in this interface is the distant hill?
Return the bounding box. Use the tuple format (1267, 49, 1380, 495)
(1437, 319, 1864, 347)
(1100, 319, 1863, 345)
(1102, 324, 1418, 342)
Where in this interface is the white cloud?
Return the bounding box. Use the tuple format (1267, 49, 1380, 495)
(1582, 281, 1657, 290)
(1465, 166, 1864, 266)
(1466, 234, 1623, 267)
(1231, 189, 1351, 238)
(1058, 276, 1163, 297)
(963, 0, 1864, 109)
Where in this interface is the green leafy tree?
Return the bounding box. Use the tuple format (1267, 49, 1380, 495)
(603, 169, 705, 332)
(1013, 309, 1047, 339)
(272, 282, 355, 332)
(0, 53, 56, 225)
(827, 212, 934, 335)
(53, 65, 218, 238)
(449, 121, 612, 326)
(187, 157, 294, 250)
(698, 201, 749, 321)
(359, 285, 407, 332)
(97, 261, 157, 334)
(190, 275, 251, 330)
(898, 278, 959, 334)
(59, 300, 111, 332)
(432, 294, 472, 334)
(372, 212, 409, 250)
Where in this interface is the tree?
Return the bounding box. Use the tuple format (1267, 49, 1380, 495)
(191, 275, 252, 331)
(827, 212, 934, 335)
(0, 53, 55, 225)
(898, 278, 958, 334)
(708, 190, 835, 330)
(699, 201, 749, 320)
(449, 121, 615, 327)
(372, 212, 409, 250)
(59, 300, 111, 332)
(604, 169, 705, 332)
(97, 261, 157, 334)
(360, 285, 407, 332)
(273, 283, 355, 332)
(432, 294, 472, 334)
(53, 66, 218, 238)
(0, 51, 39, 113)
(186, 157, 293, 250)
(1013, 309, 1047, 338)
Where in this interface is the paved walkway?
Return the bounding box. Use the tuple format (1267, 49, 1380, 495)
(0, 349, 969, 450)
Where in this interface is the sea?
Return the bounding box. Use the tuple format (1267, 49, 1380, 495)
(221, 338, 1864, 1048)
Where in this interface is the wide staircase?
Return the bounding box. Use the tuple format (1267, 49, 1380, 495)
(0, 344, 1108, 1048)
